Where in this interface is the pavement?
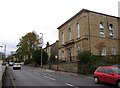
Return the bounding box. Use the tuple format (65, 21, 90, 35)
(34, 66, 94, 80)
(0, 65, 6, 88)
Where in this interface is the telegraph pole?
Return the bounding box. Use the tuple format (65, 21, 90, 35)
(0, 46, 3, 60)
(40, 33, 43, 68)
(4, 44, 6, 59)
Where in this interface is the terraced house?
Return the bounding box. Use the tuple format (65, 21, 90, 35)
(57, 9, 120, 62)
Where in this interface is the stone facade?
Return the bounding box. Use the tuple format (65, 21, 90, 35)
(44, 41, 59, 61)
(44, 44, 51, 59)
(57, 9, 120, 62)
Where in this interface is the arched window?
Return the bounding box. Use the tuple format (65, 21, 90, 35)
(99, 22, 105, 37)
(77, 45, 80, 53)
(111, 47, 116, 55)
(68, 28, 72, 40)
(101, 47, 106, 56)
(61, 50, 65, 60)
(76, 23, 80, 38)
(61, 32, 64, 45)
(109, 24, 114, 38)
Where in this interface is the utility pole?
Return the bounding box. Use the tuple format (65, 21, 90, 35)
(0, 46, 3, 60)
(4, 44, 6, 59)
(55, 55, 59, 71)
(40, 33, 43, 68)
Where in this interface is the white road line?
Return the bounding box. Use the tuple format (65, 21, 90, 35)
(44, 75, 56, 81)
(34, 72, 40, 75)
(8, 68, 16, 88)
(65, 83, 74, 87)
(46, 69, 55, 72)
(43, 73, 47, 75)
(65, 83, 79, 88)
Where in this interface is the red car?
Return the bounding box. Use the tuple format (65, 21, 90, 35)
(94, 66, 120, 88)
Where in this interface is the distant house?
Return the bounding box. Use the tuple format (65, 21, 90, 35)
(44, 41, 59, 62)
(57, 9, 120, 62)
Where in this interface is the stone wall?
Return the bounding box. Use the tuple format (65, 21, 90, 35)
(49, 62, 78, 73)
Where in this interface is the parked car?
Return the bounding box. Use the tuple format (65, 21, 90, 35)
(20, 62, 24, 65)
(94, 66, 120, 88)
(13, 63, 21, 70)
(9, 62, 14, 66)
(112, 64, 120, 67)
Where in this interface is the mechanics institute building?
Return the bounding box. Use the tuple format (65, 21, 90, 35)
(57, 9, 120, 62)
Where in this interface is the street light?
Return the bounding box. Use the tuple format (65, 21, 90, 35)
(4, 44, 6, 59)
(40, 33, 43, 67)
(55, 55, 59, 71)
(0, 46, 3, 60)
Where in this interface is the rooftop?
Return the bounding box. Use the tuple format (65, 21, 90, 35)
(57, 9, 119, 29)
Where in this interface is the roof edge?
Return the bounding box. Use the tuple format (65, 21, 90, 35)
(57, 9, 87, 29)
(57, 9, 119, 30)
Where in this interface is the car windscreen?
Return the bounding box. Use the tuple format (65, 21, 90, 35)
(112, 67, 120, 75)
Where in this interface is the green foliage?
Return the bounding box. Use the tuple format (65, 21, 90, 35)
(46, 42, 50, 47)
(77, 51, 115, 75)
(32, 49, 48, 65)
(77, 50, 92, 64)
(42, 50, 48, 64)
(24, 58, 32, 65)
(16, 31, 40, 60)
(50, 54, 56, 64)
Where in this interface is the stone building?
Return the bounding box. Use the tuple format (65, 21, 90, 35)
(44, 41, 59, 62)
(57, 9, 120, 62)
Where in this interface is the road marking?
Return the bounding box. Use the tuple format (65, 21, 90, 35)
(44, 75, 56, 81)
(8, 68, 16, 88)
(65, 83, 74, 87)
(65, 83, 79, 88)
(46, 69, 55, 72)
(34, 72, 40, 75)
(43, 73, 47, 75)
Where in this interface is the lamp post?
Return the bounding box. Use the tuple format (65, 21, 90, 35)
(40, 33, 43, 67)
(0, 46, 3, 60)
(55, 55, 59, 71)
(4, 44, 6, 59)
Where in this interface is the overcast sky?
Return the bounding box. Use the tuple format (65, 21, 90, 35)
(0, 0, 119, 56)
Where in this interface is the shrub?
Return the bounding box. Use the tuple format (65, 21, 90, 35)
(77, 51, 113, 75)
(32, 49, 48, 65)
(24, 58, 32, 65)
(77, 50, 92, 64)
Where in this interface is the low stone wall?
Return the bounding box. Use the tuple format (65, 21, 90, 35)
(43, 65, 49, 69)
(43, 62, 78, 73)
(58, 62, 78, 73)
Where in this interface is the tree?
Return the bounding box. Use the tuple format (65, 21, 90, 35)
(49, 53, 56, 69)
(77, 50, 92, 64)
(32, 49, 48, 65)
(16, 31, 40, 61)
(46, 42, 49, 47)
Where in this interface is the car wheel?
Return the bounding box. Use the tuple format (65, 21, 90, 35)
(94, 77, 99, 84)
(117, 81, 120, 88)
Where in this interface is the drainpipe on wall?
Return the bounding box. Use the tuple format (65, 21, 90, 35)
(88, 12, 91, 52)
(118, 18, 120, 55)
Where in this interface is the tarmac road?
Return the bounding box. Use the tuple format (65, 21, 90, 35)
(2, 65, 116, 88)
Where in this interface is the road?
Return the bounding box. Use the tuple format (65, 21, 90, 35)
(3, 65, 116, 88)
